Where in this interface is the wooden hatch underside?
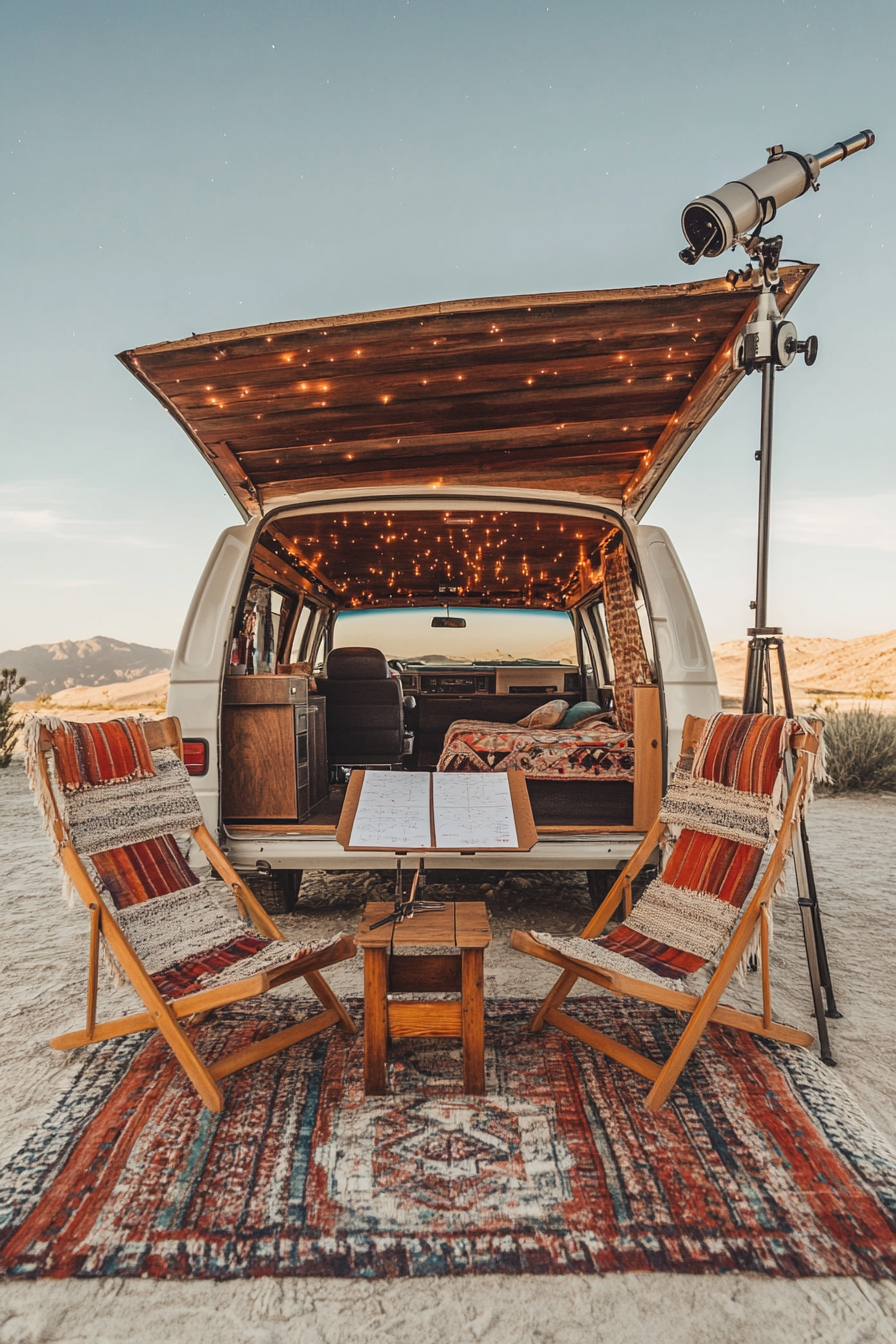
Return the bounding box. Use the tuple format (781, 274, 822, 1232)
(118, 267, 815, 519)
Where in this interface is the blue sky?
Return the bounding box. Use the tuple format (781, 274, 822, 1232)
(1, 0, 892, 651)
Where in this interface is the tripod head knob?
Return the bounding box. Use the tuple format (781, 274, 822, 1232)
(798, 335, 818, 366)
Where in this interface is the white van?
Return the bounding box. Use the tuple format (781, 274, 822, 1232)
(119, 267, 814, 906)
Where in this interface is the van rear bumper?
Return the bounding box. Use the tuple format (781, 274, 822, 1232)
(219, 833, 649, 873)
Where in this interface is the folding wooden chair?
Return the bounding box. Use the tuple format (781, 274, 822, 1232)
(27, 714, 357, 1112)
(511, 713, 820, 1112)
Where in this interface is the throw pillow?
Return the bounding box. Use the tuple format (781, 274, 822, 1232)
(566, 712, 617, 732)
(558, 700, 602, 729)
(517, 699, 568, 729)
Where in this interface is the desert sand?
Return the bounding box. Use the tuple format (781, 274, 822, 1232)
(713, 630, 896, 715)
(1, 758, 894, 1343)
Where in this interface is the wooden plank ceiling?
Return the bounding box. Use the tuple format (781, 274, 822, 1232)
(118, 267, 815, 519)
(262, 509, 618, 609)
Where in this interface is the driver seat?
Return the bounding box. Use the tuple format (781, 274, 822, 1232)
(316, 647, 414, 767)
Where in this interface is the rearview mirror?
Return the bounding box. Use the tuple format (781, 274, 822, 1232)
(431, 616, 466, 628)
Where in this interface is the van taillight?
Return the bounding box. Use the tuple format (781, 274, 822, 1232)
(182, 740, 208, 776)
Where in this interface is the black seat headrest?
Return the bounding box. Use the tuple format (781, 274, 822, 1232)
(325, 647, 391, 681)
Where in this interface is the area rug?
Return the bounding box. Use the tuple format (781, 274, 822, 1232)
(1, 999, 895, 1280)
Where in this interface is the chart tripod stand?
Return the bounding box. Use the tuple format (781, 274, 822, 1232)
(743, 627, 841, 1065)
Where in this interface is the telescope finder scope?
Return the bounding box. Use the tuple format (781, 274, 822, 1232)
(680, 129, 874, 264)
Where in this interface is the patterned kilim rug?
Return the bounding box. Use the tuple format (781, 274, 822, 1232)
(2, 999, 895, 1280)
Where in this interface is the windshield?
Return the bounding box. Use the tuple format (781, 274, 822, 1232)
(331, 607, 575, 665)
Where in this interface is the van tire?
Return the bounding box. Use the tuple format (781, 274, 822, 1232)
(243, 869, 303, 915)
(585, 870, 617, 909)
(585, 865, 657, 913)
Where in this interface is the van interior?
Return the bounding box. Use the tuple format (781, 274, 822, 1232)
(220, 505, 663, 838)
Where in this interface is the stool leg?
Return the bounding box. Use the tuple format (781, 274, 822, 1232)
(462, 948, 485, 1095)
(364, 948, 389, 1096)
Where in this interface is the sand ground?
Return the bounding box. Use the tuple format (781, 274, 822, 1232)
(0, 761, 894, 1343)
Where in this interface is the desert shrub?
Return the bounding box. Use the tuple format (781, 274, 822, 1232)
(821, 706, 896, 793)
(0, 668, 27, 768)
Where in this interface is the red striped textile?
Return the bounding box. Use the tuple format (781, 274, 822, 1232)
(51, 719, 156, 793)
(597, 925, 705, 979)
(91, 836, 199, 910)
(663, 830, 762, 909)
(595, 830, 763, 980)
(694, 713, 785, 796)
(150, 933, 273, 999)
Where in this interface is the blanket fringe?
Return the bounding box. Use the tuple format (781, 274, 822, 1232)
(23, 715, 77, 906)
(23, 715, 66, 851)
(736, 864, 788, 981)
(100, 932, 127, 990)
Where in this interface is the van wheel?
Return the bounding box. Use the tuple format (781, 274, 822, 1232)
(585, 865, 657, 913)
(585, 870, 617, 910)
(243, 869, 303, 915)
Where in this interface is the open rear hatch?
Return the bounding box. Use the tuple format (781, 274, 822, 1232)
(118, 268, 814, 518)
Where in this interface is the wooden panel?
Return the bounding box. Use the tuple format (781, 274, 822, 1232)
(388, 1001, 463, 1038)
(453, 901, 492, 949)
(222, 675, 308, 705)
(632, 685, 663, 831)
(392, 903, 457, 947)
(221, 704, 298, 819)
(118, 267, 816, 517)
(364, 947, 389, 1094)
(355, 900, 398, 949)
(461, 948, 486, 1094)
(143, 718, 182, 754)
(307, 697, 329, 811)
(388, 955, 462, 994)
(526, 779, 633, 828)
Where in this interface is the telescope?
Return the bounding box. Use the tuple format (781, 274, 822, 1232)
(679, 130, 875, 264)
(674, 128, 877, 1065)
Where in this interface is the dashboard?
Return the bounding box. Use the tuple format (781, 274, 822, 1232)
(390, 662, 580, 697)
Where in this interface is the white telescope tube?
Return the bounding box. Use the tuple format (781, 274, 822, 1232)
(680, 130, 874, 262)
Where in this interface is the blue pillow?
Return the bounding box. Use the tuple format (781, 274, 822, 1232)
(559, 701, 602, 729)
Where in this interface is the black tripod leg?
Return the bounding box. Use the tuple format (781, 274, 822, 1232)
(773, 636, 840, 1037)
(798, 897, 835, 1065)
(743, 641, 765, 716)
(790, 813, 837, 1064)
(798, 818, 841, 1017)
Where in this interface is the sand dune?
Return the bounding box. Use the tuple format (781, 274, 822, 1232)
(42, 669, 170, 708)
(713, 630, 896, 712)
(12, 671, 170, 734)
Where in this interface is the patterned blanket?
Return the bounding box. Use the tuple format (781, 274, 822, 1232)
(437, 719, 635, 781)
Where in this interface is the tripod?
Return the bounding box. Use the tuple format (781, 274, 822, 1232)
(736, 235, 841, 1065)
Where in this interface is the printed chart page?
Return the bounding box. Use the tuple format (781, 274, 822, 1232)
(348, 771, 432, 849)
(432, 773, 519, 849)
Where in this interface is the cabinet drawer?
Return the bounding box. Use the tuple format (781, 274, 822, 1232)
(223, 675, 309, 706)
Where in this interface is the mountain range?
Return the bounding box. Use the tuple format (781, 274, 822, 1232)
(1, 637, 173, 699)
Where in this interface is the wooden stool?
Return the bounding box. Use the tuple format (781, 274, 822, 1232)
(355, 901, 491, 1095)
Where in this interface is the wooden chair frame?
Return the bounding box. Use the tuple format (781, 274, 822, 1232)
(37, 717, 356, 1112)
(511, 715, 818, 1112)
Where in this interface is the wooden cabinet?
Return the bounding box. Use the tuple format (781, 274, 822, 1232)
(307, 696, 329, 813)
(222, 675, 313, 822)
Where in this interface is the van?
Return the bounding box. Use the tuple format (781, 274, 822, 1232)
(119, 266, 814, 906)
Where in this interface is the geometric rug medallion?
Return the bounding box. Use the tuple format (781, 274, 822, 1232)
(1, 999, 895, 1279)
